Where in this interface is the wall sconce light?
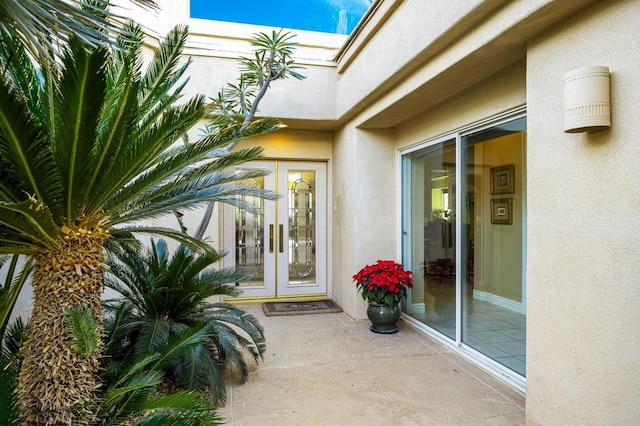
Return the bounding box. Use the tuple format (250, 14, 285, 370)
(562, 66, 610, 133)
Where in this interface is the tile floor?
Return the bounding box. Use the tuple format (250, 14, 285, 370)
(411, 280, 526, 376)
(219, 305, 525, 425)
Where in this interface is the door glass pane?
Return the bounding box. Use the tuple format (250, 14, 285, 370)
(235, 177, 264, 286)
(462, 117, 526, 376)
(288, 170, 316, 285)
(402, 140, 457, 339)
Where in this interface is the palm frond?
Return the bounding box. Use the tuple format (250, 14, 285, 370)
(0, 35, 42, 119)
(206, 305, 267, 362)
(64, 306, 100, 360)
(0, 317, 26, 425)
(98, 118, 277, 222)
(86, 67, 141, 208)
(173, 345, 226, 405)
(152, 322, 213, 371)
(135, 317, 173, 357)
(104, 353, 162, 391)
(130, 391, 222, 426)
(138, 24, 191, 122)
(0, 0, 158, 62)
(103, 302, 137, 356)
(0, 69, 60, 206)
(51, 37, 108, 223)
(0, 254, 33, 343)
(210, 327, 250, 381)
(90, 94, 208, 214)
(0, 201, 60, 251)
(99, 368, 165, 424)
(109, 226, 219, 257)
(3, 316, 27, 356)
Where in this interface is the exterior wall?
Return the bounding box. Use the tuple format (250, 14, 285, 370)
(103, 1, 640, 423)
(335, 0, 599, 129)
(235, 129, 332, 160)
(332, 66, 526, 320)
(331, 126, 398, 319)
(526, 0, 640, 424)
(113, 0, 342, 128)
(395, 67, 526, 145)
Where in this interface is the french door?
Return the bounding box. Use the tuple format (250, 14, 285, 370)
(223, 161, 327, 298)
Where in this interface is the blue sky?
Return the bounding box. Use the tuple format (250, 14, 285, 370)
(190, 0, 372, 35)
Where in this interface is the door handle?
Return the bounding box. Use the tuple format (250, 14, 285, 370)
(269, 225, 274, 253)
(279, 224, 284, 253)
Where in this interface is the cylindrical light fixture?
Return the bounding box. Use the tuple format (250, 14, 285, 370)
(562, 66, 610, 133)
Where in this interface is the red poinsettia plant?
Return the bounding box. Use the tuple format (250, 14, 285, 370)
(353, 260, 413, 306)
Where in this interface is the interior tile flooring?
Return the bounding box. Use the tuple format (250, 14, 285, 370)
(219, 305, 525, 425)
(409, 279, 526, 376)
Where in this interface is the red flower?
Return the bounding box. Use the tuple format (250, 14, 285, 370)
(353, 260, 413, 306)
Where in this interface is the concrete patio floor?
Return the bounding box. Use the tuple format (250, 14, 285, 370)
(219, 305, 525, 425)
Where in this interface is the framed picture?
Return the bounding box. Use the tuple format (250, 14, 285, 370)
(490, 164, 515, 194)
(491, 198, 513, 225)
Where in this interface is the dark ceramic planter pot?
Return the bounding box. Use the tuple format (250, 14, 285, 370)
(366, 303, 401, 334)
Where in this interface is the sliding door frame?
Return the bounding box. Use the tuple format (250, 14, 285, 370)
(399, 106, 527, 392)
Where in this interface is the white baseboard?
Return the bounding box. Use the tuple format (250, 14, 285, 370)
(472, 290, 523, 314)
(410, 302, 426, 314)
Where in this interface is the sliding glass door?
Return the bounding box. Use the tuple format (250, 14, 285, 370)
(402, 112, 526, 382)
(461, 117, 526, 376)
(402, 138, 457, 339)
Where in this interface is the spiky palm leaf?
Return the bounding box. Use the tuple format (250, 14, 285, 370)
(95, 346, 222, 425)
(0, 0, 157, 61)
(0, 317, 26, 425)
(0, 254, 33, 343)
(104, 239, 267, 405)
(0, 22, 279, 424)
(64, 306, 101, 361)
(97, 326, 223, 425)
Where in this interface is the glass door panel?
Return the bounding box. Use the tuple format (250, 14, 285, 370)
(461, 117, 527, 376)
(225, 161, 276, 297)
(402, 139, 457, 339)
(234, 175, 265, 286)
(277, 162, 327, 296)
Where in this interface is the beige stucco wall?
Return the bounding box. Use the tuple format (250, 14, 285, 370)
(526, 0, 640, 424)
(235, 129, 332, 160)
(331, 124, 398, 319)
(396, 66, 526, 144)
(332, 66, 526, 320)
(113, 0, 341, 129)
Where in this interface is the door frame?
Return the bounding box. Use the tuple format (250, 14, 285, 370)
(222, 160, 328, 300)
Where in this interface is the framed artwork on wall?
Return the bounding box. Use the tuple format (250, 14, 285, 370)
(491, 198, 513, 225)
(490, 164, 515, 194)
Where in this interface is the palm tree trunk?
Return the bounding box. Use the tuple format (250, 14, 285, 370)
(17, 229, 108, 425)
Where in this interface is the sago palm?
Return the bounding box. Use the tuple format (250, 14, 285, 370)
(65, 305, 223, 425)
(0, 22, 277, 424)
(103, 239, 266, 405)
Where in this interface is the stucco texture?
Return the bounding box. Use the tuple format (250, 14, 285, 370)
(526, 0, 640, 424)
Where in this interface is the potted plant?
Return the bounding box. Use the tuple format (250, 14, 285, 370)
(353, 260, 413, 334)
